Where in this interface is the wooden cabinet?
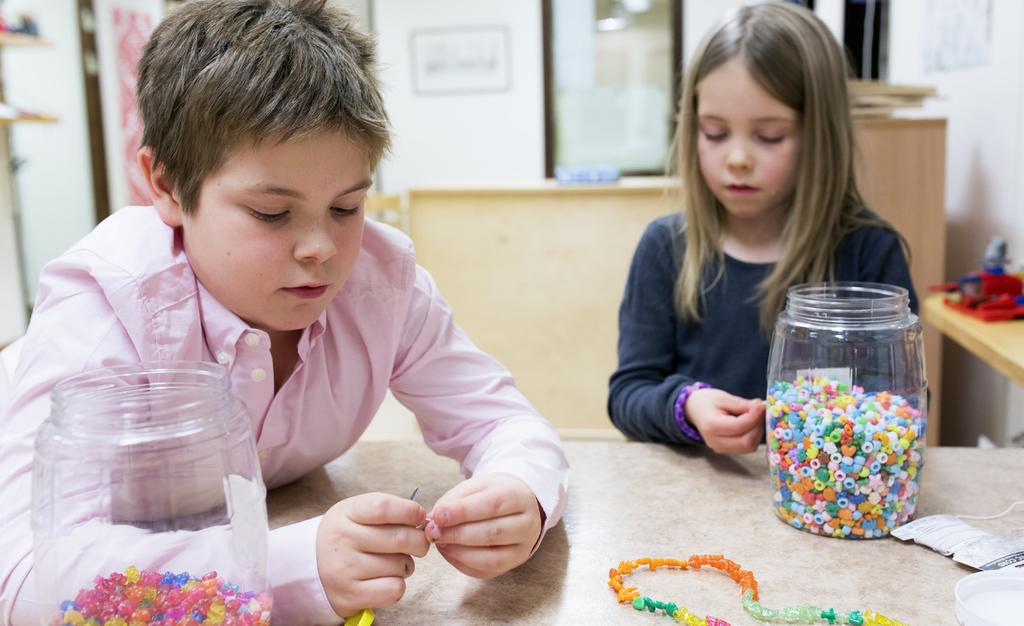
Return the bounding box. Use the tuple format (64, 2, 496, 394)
(408, 117, 946, 443)
(854, 118, 947, 442)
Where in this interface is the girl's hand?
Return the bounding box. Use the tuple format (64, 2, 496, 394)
(316, 493, 431, 619)
(424, 473, 544, 579)
(685, 388, 765, 453)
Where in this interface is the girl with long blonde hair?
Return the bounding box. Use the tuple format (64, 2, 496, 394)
(609, 2, 915, 453)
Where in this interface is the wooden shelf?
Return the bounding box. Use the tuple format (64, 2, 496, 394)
(0, 114, 58, 125)
(0, 33, 50, 47)
(923, 294, 1024, 387)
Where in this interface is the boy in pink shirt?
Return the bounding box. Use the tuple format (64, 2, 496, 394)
(0, 1, 568, 624)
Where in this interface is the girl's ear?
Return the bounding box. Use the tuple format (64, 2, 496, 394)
(137, 146, 184, 228)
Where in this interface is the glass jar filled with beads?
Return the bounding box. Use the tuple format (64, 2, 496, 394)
(32, 362, 271, 625)
(766, 282, 926, 539)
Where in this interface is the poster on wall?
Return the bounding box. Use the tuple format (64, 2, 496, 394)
(410, 26, 511, 95)
(94, 0, 164, 212)
(924, 0, 990, 71)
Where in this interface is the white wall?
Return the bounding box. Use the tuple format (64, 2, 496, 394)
(888, 0, 1024, 445)
(329, 0, 370, 29)
(4, 0, 95, 304)
(372, 0, 545, 193)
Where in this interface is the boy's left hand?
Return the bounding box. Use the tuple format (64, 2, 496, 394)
(424, 473, 544, 579)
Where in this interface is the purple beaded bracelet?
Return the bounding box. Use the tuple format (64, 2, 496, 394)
(674, 381, 711, 442)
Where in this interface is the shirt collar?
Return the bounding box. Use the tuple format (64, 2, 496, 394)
(297, 311, 327, 361)
(196, 280, 252, 366)
(197, 280, 327, 366)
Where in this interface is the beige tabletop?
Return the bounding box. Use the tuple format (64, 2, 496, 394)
(267, 441, 1023, 625)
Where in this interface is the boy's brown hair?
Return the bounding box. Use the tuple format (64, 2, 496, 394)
(138, 0, 389, 213)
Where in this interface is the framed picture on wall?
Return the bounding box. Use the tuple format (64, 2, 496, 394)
(410, 26, 510, 95)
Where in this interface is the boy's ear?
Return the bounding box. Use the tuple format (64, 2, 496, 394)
(137, 146, 184, 228)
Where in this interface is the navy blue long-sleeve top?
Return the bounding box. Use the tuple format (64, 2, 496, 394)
(608, 212, 918, 444)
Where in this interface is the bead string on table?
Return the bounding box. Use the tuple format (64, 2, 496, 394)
(741, 589, 906, 626)
(607, 555, 907, 626)
(55, 565, 271, 626)
(608, 555, 756, 625)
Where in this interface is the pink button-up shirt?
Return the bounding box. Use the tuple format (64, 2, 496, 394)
(0, 206, 569, 625)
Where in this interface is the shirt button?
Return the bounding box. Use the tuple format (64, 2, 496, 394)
(250, 368, 267, 382)
(216, 352, 230, 365)
(244, 333, 261, 347)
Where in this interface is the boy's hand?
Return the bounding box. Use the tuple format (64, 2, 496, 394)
(424, 473, 543, 579)
(316, 493, 431, 619)
(685, 388, 765, 454)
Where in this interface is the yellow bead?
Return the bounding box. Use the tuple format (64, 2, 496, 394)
(864, 609, 909, 626)
(63, 611, 84, 625)
(123, 565, 140, 584)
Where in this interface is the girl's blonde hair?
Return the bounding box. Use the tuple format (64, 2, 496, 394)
(673, 2, 899, 334)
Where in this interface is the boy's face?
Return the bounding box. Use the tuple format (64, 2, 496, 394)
(177, 131, 372, 336)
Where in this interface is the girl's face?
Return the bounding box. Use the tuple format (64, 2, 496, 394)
(162, 131, 372, 339)
(695, 58, 801, 227)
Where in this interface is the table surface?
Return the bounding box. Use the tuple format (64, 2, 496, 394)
(268, 441, 1024, 625)
(923, 293, 1024, 386)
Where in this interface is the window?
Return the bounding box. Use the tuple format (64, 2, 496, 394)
(542, 0, 681, 176)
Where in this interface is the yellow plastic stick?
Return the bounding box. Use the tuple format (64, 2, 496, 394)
(344, 608, 374, 626)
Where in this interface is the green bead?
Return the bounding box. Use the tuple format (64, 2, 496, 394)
(631, 597, 644, 610)
(822, 607, 837, 624)
(848, 610, 864, 625)
(664, 602, 678, 617)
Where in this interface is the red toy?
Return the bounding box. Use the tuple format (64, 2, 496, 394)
(929, 237, 1024, 322)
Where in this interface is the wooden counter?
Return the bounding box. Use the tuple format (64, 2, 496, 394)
(923, 293, 1024, 386)
(268, 441, 1019, 625)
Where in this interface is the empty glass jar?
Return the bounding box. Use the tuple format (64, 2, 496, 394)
(32, 362, 271, 625)
(766, 282, 927, 539)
